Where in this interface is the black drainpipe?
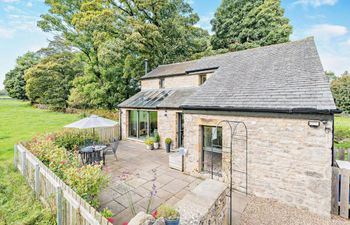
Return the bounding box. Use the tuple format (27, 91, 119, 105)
(119, 110, 122, 140)
(331, 113, 335, 166)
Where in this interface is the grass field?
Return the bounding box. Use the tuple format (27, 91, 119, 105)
(0, 99, 79, 224)
(335, 114, 350, 149)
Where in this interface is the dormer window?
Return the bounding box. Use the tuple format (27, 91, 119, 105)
(159, 78, 165, 89)
(199, 74, 207, 85)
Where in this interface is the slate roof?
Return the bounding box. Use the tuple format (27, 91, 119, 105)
(120, 37, 338, 114)
(118, 88, 197, 109)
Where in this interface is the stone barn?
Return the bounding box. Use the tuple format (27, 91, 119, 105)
(118, 37, 338, 217)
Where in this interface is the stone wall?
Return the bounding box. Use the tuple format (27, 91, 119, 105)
(141, 72, 214, 90)
(157, 110, 180, 149)
(176, 179, 227, 225)
(183, 111, 333, 217)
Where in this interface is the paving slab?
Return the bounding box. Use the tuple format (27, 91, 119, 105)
(100, 141, 203, 223)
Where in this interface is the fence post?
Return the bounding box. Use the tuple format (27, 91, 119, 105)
(331, 167, 339, 214)
(339, 148, 345, 160)
(56, 185, 63, 225)
(35, 163, 40, 196)
(21, 150, 26, 176)
(14, 144, 17, 169)
(340, 169, 350, 218)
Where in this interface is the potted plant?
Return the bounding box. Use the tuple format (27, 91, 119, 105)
(165, 138, 172, 153)
(154, 133, 160, 149)
(144, 137, 154, 150)
(156, 204, 180, 225)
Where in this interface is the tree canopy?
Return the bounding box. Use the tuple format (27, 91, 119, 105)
(331, 71, 350, 113)
(4, 52, 41, 100)
(3, 0, 296, 110)
(37, 0, 209, 109)
(211, 0, 292, 51)
(24, 52, 83, 109)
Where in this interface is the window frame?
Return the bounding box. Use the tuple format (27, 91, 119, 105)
(159, 78, 165, 89)
(128, 110, 158, 140)
(201, 125, 223, 176)
(199, 74, 207, 85)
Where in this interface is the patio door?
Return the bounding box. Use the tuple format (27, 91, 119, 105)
(202, 126, 223, 177)
(128, 110, 158, 140)
(177, 113, 184, 147)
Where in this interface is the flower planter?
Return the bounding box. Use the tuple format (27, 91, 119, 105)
(165, 143, 171, 153)
(165, 218, 180, 225)
(154, 142, 159, 149)
(146, 144, 154, 150)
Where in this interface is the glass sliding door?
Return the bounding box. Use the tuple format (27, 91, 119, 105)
(202, 126, 223, 176)
(128, 110, 157, 140)
(129, 110, 138, 138)
(149, 111, 158, 137)
(138, 111, 148, 139)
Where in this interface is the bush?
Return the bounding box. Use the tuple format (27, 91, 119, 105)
(156, 204, 179, 220)
(154, 133, 160, 143)
(54, 129, 99, 152)
(144, 137, 154, 145)
(165, 138, 172, 145)
(331, 74, 350, 113)
(26, 131, 109, 207)
(64, 164, 109, 207)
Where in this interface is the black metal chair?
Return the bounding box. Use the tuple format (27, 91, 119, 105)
(103, 138, 119, 164)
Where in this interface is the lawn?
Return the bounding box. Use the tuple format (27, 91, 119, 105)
(335, 114, 350, 149)
(0, 99, 79, 224)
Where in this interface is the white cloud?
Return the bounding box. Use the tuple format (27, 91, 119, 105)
(0, 26, 14, 39)
(294, 0, 337, 7)
(26, 2, 32, 7)
(195, 12, 215, 34)
(306, 24, 347, 40)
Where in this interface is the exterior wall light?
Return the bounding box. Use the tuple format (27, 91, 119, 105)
(308, 120, 320, 128)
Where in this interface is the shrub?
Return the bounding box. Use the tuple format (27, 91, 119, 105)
(154, 133, 160, 142)
(144, 137, 154, 145)
(165, 138, 172, 145)
(331, 74, 350, 113)
(26, 131, 109, 207)
(64, 164, 109, 207)
(54, 129, 99, 152)
(156, 204, 179, 220)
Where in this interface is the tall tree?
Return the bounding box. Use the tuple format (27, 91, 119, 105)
(3, 52, 41, 100)
(211, 0, 292, 51)
(38, 0, 209, 109)
(331, 71, 350, 113)
(24, 52, 83, 109)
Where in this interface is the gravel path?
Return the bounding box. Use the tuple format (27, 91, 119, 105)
(240, 196, 350, 225)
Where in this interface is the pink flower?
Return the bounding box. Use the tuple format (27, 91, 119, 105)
(107, 218, 114, 223)
(122, 222, 128, 225)
(151, 210, 157, 218)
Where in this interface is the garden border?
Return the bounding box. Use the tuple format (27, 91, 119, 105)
(14, 143, 113, 225)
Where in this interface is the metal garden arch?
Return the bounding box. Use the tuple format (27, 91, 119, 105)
(210, 120, 248, 225)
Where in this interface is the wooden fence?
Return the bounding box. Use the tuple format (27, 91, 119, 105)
(14, 144, 113, 225)
(94, 125, 119, 143)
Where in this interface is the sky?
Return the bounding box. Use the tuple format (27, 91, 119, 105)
(0, 0, 349, 89)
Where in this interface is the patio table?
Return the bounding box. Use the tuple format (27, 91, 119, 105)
(79, 145, 107, 165)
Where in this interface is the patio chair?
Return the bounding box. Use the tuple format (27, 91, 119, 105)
(103, 138, 119, 164)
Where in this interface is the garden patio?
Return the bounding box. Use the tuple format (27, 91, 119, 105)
(99, 141, 203, 225)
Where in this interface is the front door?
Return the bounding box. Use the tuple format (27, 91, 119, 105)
(177, 113, 184, 147)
